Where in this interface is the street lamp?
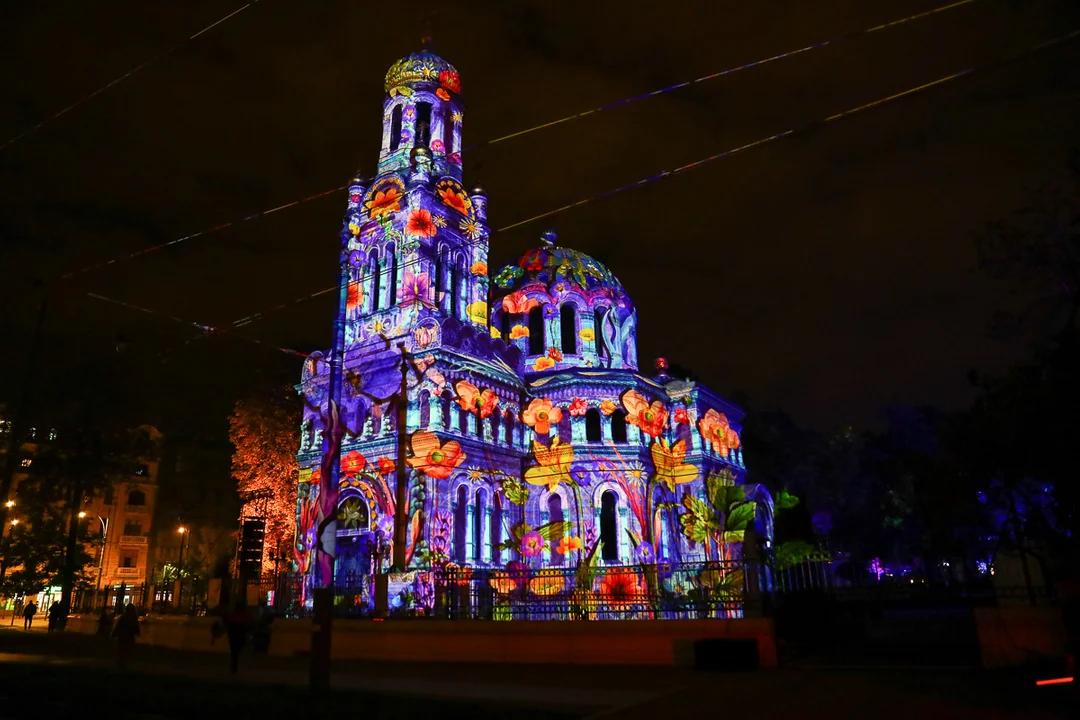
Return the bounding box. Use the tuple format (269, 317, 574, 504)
(175, 526, 188, 609)
(4, 501, 13, 508)
(78, 511, 86, 518)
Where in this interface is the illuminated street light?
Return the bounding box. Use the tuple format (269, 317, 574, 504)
(5, 500, 13, 508)
(178, 526, 187, 534)
(78, 511, 87, 518)
(10, 519, 18, 526)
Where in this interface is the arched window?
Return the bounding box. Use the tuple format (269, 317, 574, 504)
(458, 407, 469, 435)
(594, 308, 608, 358)
(416, 102, 432, 147)
(454, 485, 468, 563)
(600, 491, 618, 562)
(499, 310, 510, 343)
(556, 410, 572, 443)
(418, 390, 431, 429)
(560, 305, 577, 354)
(387, 251, 398, 305)
(450, 262, 461, 319)
(473, 489, 486, 563)
(547, 494, 565, 566)
(504, 414, 515, 446)
(127, 490, 146, 507)
(491, 493, 503, 564)
(434, 254, 444, 309)
(585, 409, 602, 442)
(443, 106, 455, 152)
(677, 421, 692, 451)
(611, 411, 628, 443)
(441, 395, 452, 429)
(370, 256, 381, 311)
(528, 305, 544, 355)
(474, 411, 483, 438)
(389, 105, 403, 151)
(490, 411, 501, 444)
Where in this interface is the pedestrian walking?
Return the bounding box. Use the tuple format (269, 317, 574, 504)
(22, 600, 36, 630)
(112, 605, 140, 670)
(46, 602, 61, 633)
(96, 608, 114, 637)
(224, 601, 253, 674)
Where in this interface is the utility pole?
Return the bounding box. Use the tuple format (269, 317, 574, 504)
(0, 283, 46, 530)
(314, 254, 349, 589)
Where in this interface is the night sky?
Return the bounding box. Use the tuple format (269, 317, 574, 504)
(2, 0, 1078, 435)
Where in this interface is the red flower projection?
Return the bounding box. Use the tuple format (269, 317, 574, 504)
(341, 450, 367, 476)
(405, 208, 438, 238)
(439, 69, 461, 94)
(502, 290, 539, 315)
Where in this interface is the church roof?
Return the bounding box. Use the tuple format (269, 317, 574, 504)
(492, 232, 628, 299)
(384, 50, 460, 93)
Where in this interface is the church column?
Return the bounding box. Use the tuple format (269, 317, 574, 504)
(481, 505, 492, 563)
(540, 503, 550, 566)
(571, 414, 585, 444)
(465, 503, 476, 564)
(379, 256, 392, 309)
(618, 506, 630, 563)
(581, 312, 597, 355)
(429, 394, 443, 429)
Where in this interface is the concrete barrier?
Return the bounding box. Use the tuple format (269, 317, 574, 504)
(69, 614, 776, 667)
(974, 606, 1067, 668)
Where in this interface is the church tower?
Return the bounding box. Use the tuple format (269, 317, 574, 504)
(341, 49, 494, 345)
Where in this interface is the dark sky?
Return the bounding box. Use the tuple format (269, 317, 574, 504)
(1, 0, 1078, 435)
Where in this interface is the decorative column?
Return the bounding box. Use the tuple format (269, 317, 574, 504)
(465, 503, 476, 564)
(618, 506, 630, 562)
(429, 394, 443, 429)
(482, 505, 492, 563)
(571, 414, 585, 444)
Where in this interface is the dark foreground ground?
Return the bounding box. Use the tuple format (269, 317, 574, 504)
(0, 625, 1074, 719)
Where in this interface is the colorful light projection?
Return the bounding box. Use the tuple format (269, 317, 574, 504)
(294, 49, 766, 617)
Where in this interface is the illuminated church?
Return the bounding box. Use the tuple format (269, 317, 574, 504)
(294, 49, 769, 604)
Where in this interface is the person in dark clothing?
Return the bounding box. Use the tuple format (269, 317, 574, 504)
(224, 601, 253, 674)
(46, 603, 61, 633)
(112, 605, 140, 670)
(96, 609, 114, 637)
(22, 601, 36, 630)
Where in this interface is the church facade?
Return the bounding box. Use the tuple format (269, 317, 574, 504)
(294, 50, 770, 612)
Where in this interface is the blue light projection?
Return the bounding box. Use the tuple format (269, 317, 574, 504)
(294, 50, 769, 617)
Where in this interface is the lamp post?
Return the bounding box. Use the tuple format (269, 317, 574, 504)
(176, 526, 188, 609)
(78, 512, 109, 608)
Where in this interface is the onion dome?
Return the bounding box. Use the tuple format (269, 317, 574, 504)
(491, 231, 629, 301)
(384, 50, 461, 94)
(491, 231, 638, 371)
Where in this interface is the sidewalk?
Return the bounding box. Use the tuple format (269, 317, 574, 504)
(0, 624, 1072, 719)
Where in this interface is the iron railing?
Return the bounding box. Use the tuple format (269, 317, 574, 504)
(248, 561, 757, 620)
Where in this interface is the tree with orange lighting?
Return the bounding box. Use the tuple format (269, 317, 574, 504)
(229, 386, 301, 575)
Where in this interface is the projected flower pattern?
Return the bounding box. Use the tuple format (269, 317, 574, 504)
(294, 48, 762, 618)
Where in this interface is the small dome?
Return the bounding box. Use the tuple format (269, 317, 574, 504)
(492, 238, 628, 300)
(384, 50, 461, 93)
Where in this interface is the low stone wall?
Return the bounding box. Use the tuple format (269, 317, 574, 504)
(69, 614, 776, 667)
(974, 606, 1068, 668)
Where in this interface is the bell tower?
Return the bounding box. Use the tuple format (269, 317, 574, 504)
(338, 49, 492, 350)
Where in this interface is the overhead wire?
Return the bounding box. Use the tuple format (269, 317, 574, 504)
(1, 1, 264, 152)
(55, 0, 983, 281)
(135, 27, 1080, 363)
(86, 291, 310, 358)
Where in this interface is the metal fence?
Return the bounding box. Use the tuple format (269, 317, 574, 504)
(244, 561, 757, 621)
